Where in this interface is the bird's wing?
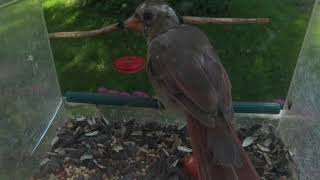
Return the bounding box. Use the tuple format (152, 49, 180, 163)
(148, 26, 233, 127)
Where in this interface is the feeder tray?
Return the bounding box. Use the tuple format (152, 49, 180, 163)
(113, 56, 145, 74)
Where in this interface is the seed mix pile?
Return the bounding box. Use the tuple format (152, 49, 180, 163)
(32, 115, 293, 180)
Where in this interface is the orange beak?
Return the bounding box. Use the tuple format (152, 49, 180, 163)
(124, 16, 144, 32)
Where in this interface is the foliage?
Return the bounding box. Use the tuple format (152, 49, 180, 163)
(75, 0, 143, 20)
(169, 0, 231, 17)
(75, 0, 231, 18)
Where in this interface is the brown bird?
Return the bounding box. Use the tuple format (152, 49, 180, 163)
(125, 1, 260, 179)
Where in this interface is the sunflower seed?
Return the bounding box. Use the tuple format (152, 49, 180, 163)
(172, 159, 179, 167)
(97, 143, 105, 148)
(40, 158, 50, 167)
(263, 153, 272, 165)
(93, 159, 106, 169)
(66, 121, 75, 129)
(102, 116, 110, 125)
(177, 146, 192, 153)
(50, 136, 59, 147)
(257, 144, 270, 152)
(80, 155, 93, 161)
(111, 136, 117, 145)
(85, 131, 99, 136)
(76, 116, 86, 122)
(242, 136, 257, 147)
(263, 138, 272, 147)
(73, 127, 83, 136)
(289, 150, 295, 156)
(139, 147, 149, 154)
(131, 131, 142, 136)
(54, 148, 66, 156)
(161, 148, 170, 156)
(112, 145, 124, 152)
(87, 118, 93, 126)
(91, 117, 96, 125)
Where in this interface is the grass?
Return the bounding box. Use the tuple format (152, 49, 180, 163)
(42, 0, 315, 101)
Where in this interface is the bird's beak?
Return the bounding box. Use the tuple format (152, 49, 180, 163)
(124, 16, 144, 32)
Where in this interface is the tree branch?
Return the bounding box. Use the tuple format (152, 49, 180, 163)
(48, 23, 119, 38)
(182, 16, 270, 25)
(48, 16, 270, 39)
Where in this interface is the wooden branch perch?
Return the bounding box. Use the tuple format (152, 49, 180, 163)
(183, 16, 270, 25)
(48, 23, 119, 38)
(49, 16, 270, 39)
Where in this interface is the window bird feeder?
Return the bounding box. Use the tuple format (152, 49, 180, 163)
(1, 0, 320, 179)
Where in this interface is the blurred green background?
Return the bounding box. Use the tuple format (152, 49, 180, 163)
(42, 0, 315, 101)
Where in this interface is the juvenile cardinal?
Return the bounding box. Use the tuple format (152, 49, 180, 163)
(125, 1, 260, 179)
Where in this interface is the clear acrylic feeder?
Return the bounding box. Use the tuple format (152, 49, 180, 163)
(278, 1, 320, 179)
(0, 0, 64, 179)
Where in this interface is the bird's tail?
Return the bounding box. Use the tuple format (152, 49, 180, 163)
(186, 113, 260, 180)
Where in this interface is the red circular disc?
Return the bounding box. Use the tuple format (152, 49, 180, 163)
(113, 56, 145, 74)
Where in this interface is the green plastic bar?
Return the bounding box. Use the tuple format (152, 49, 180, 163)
(65, 91, 160, 108)
(233, 102, 281, 114)
(65, 92, 281, 114)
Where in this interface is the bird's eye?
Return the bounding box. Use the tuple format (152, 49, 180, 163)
(143, 12, 154, 22)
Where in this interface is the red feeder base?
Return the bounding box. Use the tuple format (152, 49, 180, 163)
(113, 56, 145, 74)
